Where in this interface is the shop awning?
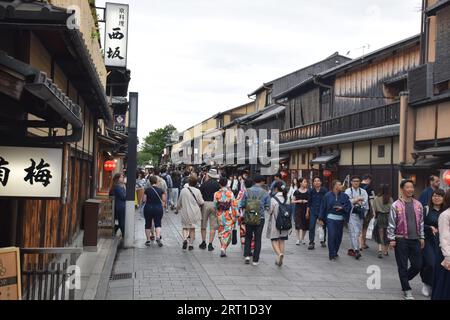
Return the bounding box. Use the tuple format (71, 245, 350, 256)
(426, 0, 450, 16)
(111, 97, 129, 115)
(0, 50, 83, 142)
(106, 67, 131, 97)
(249, 105, 285, 124)
(310, 153, 340, 165)
(269, 154, 290, 163)
(106, 128, 128, 144)
(400, 157, 450, 171)
(98, 134, 121, 146)
(0, 0, 111, 121)
(416, 146, 450, 156)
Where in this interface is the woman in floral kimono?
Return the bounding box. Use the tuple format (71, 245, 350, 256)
(214, 177, 239, 258)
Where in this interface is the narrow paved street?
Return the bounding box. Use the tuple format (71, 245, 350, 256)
(106, 210, 427, 300)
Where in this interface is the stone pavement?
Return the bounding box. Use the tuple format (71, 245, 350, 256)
(106, 209, 428, 300)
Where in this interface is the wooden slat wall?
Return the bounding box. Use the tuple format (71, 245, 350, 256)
(20, 153, 91, 267)
(332, 45, 420, 117)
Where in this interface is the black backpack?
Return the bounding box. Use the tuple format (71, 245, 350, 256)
(272, 196, 292, 231)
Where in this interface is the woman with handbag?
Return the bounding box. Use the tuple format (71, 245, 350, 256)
(143, 176, 167, 247)
(177, 175, 205, 251)
(214, 177, 239, 258)
(373, 184, 394, 259)
(292, 178, 310, 245)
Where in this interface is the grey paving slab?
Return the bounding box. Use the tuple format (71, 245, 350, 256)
(106, 208, 429, 300)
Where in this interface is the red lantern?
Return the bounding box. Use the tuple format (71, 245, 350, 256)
(444, 170, 450, 186)
(104, 160, 116, 172)
(323, 170, 332, 178)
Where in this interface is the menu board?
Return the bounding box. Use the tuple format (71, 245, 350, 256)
(0, 247, 21, 300)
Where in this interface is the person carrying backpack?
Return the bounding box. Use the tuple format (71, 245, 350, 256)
(267, 181, 291, 267)
(240, 175, 270, 266)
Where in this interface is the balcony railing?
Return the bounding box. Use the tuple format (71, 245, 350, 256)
(280, 102, 400, 144)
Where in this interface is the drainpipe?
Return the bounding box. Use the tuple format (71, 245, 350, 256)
(399, 91, 409, 166)
(419, 0, 427, 64)
(398, 91, 411, 197)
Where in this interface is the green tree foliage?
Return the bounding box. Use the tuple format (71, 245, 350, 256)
(138, 125, 177, 166)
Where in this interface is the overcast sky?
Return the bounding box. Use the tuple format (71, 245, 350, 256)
(96, 0, 422, 140)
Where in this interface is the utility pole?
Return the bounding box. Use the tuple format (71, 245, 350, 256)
(124, 92, 138, 248)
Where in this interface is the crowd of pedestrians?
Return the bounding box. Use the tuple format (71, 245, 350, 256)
(112, 167, 450, 300)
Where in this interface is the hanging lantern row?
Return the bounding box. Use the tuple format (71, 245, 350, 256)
(323, 170, 332, 178)
(444, 170, 450, 186)
(104, 160, 116, 172)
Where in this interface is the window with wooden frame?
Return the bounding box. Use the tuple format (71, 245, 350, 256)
(378, 145, 385, 158)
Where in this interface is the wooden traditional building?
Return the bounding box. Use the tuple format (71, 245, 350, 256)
(0, 0, 110, 253)
(236, 53, 350, 176)
(401, 0, 450, 191)
(171, 102, 256, 172)
(277, 36, 421, 194)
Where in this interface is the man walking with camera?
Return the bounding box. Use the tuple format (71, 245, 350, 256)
(345, 176, 369, 260)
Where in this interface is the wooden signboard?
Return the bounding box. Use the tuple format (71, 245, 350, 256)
(0, 247, 21, 300)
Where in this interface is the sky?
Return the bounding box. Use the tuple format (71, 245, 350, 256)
(95, 0, 423, 141)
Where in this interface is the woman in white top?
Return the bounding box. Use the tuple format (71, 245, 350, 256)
(287, 178, 298, 205)
(177, 175, 205, 250)
(267, 181, 291, 267)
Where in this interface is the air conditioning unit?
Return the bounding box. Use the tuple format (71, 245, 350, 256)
(408, 63, 434, 104)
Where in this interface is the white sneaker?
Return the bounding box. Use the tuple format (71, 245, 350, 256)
(403, 290, 415, 300)
(252, 261, 259, 266)
(245, 257, 251, 265)
(296, 240, 301, 246)
(421, 284, 431, 297)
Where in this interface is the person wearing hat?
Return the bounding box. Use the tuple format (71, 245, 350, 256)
(199, 168, 221, 251)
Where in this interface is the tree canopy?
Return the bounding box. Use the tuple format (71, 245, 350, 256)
(138, 124, 177, 166)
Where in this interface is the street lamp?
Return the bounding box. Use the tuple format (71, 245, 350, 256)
(124, 92, 138, 248)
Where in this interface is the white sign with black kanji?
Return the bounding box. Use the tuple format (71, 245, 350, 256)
(104, 2, 129, 68)
(0, 146, 63, 198)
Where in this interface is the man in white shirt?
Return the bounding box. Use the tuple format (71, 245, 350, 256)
(345, 175, 369, 260)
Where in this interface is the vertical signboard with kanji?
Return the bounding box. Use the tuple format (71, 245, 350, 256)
(0, 247, 21, 300)
(105, 3, 129, 68)
(0, 146, 63, 198)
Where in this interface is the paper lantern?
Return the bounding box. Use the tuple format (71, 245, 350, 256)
(104, 160, 116, 172)
(323, 170, 332, 178)
(444, 170, 450, 186)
